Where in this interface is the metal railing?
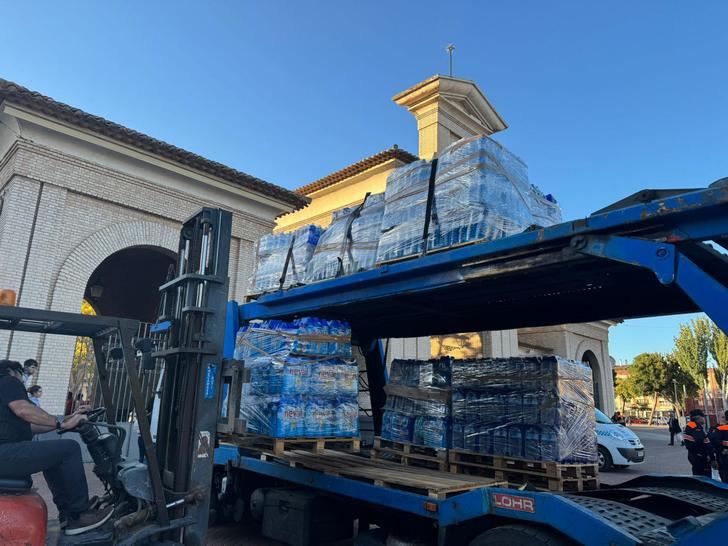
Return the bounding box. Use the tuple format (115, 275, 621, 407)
(69, 322, 168, 422)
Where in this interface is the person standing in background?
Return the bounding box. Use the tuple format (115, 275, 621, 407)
(684, 409, 713, 477)
(64, 391, 74, 416)
(22, 359, 38, 389)
(73, 392, 84, 413)
(27, 385, 42, 407)
(709, 410, 728, 483)
(669, 413, 681, 446)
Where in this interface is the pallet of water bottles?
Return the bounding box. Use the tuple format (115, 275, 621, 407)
(448, 449, 599, 492)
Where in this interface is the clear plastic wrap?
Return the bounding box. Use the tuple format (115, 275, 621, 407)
(240, 389, 358, 438)
(305, 193, 385, 283)
(250, 225, 322, 294)
(235, 318, 352, 360)
(375, 160, 434, 263)
(389, 358, 452, 389)
(236, 317, 358, 438)
(381, 358, 452, 449)
(428, 135, 562, 251)
(450, 356, 596, 463)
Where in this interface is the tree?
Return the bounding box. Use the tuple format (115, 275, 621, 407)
(674, 317, 711, 390)
(710, 321, 728, 404)
(69, 300, 97, 397)
(630, 352, 666, 425)
(661, 353, 699, 415)
(614, 375, 637, 414)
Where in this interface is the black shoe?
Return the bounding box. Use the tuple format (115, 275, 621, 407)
(60, 496, 99, 529)
(64, 506, 113, 536)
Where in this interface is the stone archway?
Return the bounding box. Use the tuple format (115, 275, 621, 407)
(50, 221, 179, 314)
(582, 349, 602, 410)
(38, 221, 179, 413)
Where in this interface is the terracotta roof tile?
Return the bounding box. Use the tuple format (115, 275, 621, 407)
(296, 146, 418, 196)
(0, 79, 308, 209)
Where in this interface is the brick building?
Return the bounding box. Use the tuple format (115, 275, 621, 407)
(0, 80, 306, 413)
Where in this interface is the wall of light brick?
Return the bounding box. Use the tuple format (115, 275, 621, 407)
(0, 130, 279, 413)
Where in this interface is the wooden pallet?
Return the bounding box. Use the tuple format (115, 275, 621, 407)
(220, 433, 360, 456)
(261, 448, 505, 499)
(448, 450, 599, 492)
(372, 437, 448, 472)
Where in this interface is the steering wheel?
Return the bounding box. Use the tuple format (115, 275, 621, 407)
(57, 407, 106, 434)
(84, 407, 107, 422)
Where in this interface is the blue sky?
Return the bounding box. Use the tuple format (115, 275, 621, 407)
(2, 1, 725, 362)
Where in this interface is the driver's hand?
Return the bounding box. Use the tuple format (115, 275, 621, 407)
(60, 413, 88, 430)
(74, 406, 91, 415)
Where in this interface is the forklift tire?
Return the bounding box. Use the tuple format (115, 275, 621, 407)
(598, 446, 614, 472)
(470, 524, 570, 546)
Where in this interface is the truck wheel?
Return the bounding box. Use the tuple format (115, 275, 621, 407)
(598, 446, 613, 472)
(470, 524, 570, 546)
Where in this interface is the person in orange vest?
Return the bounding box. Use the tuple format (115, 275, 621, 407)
(709, 410, 728, 482)
(683, 409, 713, 477)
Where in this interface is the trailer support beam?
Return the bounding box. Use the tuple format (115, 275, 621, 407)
(572, 235, 728, 333)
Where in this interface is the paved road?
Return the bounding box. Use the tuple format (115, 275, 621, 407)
(599, 425, 697, 484)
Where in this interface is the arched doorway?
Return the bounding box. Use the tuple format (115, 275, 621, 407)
(85, 246, 176, 322)
(69, 246, 176, 419)
(582, 350, 602, 410)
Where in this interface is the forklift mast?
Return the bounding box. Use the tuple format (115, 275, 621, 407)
(153, 208, 232, 545)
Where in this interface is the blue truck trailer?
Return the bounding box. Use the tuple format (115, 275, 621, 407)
(213, 182, 728, 545)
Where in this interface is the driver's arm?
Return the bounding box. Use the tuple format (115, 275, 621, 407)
(8, 399, 86, 431)
(31, 423, 56, 434)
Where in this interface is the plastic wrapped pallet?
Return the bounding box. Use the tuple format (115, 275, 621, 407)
(380, 358, 452, 449)
(375, 160, 433, 263)
(305, 193, 385, 283)
(236, 317, 358, 438)
(235, 318, 353, 360)
(428, 135, 562, 252)
(250, 225, 322, 294)
(450, 356, 596, 463)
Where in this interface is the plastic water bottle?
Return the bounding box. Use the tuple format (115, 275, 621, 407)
(464, 423, 480, 452)
(466, 390, 479, 424)
(541, 392, 558, 426)
(524, 426, 542, 461)
(505, 392, 523, 425)
(493, 425, 508, 457)
(304, 399, 322, 437)
(335, 398, 358, 437)
(282, 358, 311, 395)
(507, 425, 523, 458)
(311, 362, 337, 396)
(336, 363, 358, 397)
(276, 397, 304, 437)
(319, 400, 336, 437)
(540, 426, 559, 462)
(522, 392, 540, 425)
(452, 424, 464, 449)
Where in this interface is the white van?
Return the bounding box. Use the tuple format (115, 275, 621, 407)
(595, 408, 645, 471)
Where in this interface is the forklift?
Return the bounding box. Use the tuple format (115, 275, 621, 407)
(0, 207, 232, 545)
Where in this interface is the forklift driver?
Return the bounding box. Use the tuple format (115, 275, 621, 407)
(0, 359, 113, 535)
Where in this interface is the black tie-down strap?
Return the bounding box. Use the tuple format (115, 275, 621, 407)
(336, 192, 371, 277)
(278, 237, 297, 291)
(421, 158, 439, 256)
